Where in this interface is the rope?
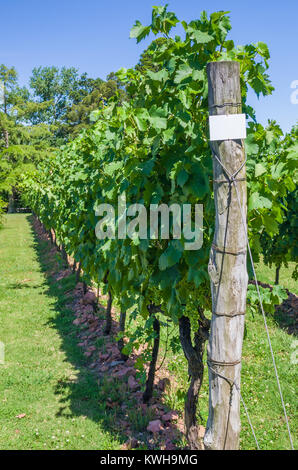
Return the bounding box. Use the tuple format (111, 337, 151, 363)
(213, 311, 246, 318)
(211, 145, 294, 450)
(208, 357, 241, 366)
(212, 243, 247, 256)
(213, 177, 246, 184)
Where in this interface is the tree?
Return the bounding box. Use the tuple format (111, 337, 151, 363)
(30, 66, 79, 123)
(29, 67, 126, 142)
(0, 64, 54, 212)
(0, 65, 18, 148)
(29, 66, 80, 145)
(64, 75, 126, 138)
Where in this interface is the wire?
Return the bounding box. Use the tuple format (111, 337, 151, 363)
(208, 363, 260, 450)
(211, 147, 294, 450)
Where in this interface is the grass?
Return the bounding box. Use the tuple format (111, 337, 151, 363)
(255, 258, 297, 295)
(125, 252, 298, 450)
(0, 214, 122, 450)
(161, 320, 297, 450)
(156, 261, 298, 450)
(124, 309, 298, 450)
(0, 214, 297, 450)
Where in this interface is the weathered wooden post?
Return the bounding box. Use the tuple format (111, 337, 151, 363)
(204, 61, 248, 450)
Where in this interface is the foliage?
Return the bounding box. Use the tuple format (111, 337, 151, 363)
(0, 215, 296, 449)
(29, 66, 80, 124)
(0, 197, 5, 227)
(29, 67, 126, 143)
(255, 123, 298, 279)
(23, 6, 280, 312)
(0, 214, 123, 450)
(0, 64, 55, 209)
(21, 6, 296, 395)
(247, 283, 288, 316)
(64, 74, 126, 139)
(0, 63, 128, 212)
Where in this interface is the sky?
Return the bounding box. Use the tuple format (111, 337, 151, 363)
(1, 0, 297, 132)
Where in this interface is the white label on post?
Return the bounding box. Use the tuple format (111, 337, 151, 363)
(209, 114, 246, 141)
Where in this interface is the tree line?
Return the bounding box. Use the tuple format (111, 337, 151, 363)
(0, 64, 125, 213)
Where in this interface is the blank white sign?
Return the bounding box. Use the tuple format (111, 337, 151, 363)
(209, 114, 246, 141)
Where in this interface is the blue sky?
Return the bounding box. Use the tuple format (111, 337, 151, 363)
(1, 0, 297, 132)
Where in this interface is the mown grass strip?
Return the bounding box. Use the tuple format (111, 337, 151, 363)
(0, 214, 122, 450)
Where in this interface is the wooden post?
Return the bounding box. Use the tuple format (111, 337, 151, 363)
(204, 61, 248, 450)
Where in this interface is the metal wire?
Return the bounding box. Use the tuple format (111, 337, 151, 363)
(208, 363, 260, 450)
(211, 146, 294, 450)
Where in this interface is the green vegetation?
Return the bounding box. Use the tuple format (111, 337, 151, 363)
(257, 123, 298, 284)
(152, 303, 298, 450)
(0, 65, 124, 212)
(29, 66, 125, 142)
(0, 65, 54, 212)
(20, 5, 297, 449)
(256, 258, 298, 295)
(0, 214, 122, 450)
(1, 5, 297, 450)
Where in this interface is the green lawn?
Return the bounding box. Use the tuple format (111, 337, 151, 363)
(255, 258, 297, 295)
(0, 214, 122, 450)
(157, 260, 298, 450)
(125, 244, 298, 450)
(0, 214, 297, 450)
(129, 300, 298, 450)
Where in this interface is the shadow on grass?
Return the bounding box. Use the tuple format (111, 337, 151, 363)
(274, 301, 297, 336)
(26, 214, 127, 446)
(249, 280, 297, 336)
(8, 282, 42, 289)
